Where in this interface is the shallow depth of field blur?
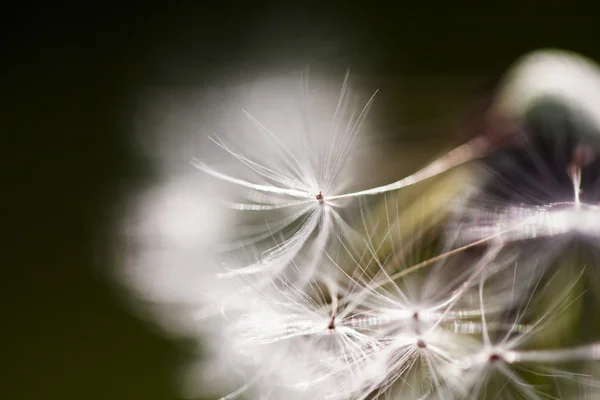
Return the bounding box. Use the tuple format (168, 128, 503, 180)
(6, 4, 600, 400)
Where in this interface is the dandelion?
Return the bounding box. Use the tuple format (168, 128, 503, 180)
(119, 48, 600, 400)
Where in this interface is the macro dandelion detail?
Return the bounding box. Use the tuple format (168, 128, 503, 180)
(120, 49, 600, 399)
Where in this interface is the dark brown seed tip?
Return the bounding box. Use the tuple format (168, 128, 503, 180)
(327, 317, 335, 331)
(416, 339, 427, 349)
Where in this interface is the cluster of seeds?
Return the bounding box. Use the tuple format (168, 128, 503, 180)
(125, 49, 600, 399)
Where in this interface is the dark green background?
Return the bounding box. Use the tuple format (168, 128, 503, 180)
(5, 3, 599, 399)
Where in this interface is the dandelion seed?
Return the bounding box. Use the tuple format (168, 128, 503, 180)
(208, 274, 392, 400)
(447, 263, 592, 399)
(190, 71, 379, 284)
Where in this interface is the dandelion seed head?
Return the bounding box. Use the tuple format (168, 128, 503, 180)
(118, 49, 600, 400)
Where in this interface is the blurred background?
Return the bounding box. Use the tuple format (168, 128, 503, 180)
(4, 3, 599, 399)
